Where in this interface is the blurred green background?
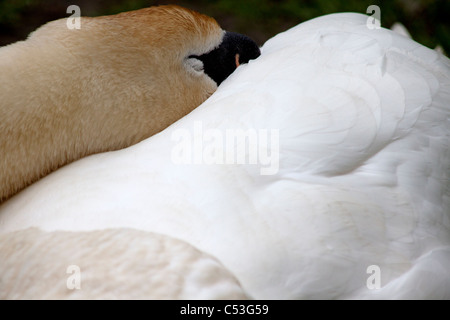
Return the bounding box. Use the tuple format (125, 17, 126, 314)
(0, 0, 448, 52)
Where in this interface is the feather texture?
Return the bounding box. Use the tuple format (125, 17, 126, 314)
(0, 13, 449, 299)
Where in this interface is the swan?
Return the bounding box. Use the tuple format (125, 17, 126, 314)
(0, 5, 260, 202)
(0, 12, 449, 299)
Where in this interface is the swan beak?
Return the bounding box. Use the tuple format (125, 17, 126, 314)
(190, 31, 260, 85)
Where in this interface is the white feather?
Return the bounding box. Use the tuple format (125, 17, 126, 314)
(1, 13, 449, 299)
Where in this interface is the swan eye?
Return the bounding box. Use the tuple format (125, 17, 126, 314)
(186, 56, 204, 74)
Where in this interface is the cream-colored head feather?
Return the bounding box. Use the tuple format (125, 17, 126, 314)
(0, 5, 258, 202)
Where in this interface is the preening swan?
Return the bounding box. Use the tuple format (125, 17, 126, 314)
(0, 5, 260, 202)
(0, 12, 449, 299)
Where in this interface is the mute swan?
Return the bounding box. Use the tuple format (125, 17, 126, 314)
(0, 12, 449, 299)
(0, 5, 260, 202)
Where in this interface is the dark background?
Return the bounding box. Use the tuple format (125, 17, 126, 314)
(0, 0, 449, 52)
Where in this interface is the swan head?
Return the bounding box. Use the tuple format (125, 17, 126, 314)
(0, 5, 261, 203)
(189, 31, 261, 86)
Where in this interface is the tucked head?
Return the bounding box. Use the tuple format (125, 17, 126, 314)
(0, 5, 261, 203)
(189, 31, 261, 86)
(78, 5, 261, 96)
(21, 4, 261, 137)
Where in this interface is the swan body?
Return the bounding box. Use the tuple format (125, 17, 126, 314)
(1, 12, 449, 299)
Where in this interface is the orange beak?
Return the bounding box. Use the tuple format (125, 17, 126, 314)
(235, 53, 240, 68)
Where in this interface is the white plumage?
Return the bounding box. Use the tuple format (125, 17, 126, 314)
(1, 12, 449, 299)
(0, 228, 248, 299)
